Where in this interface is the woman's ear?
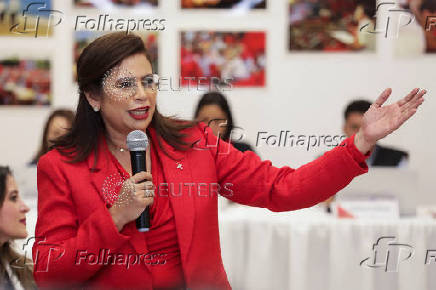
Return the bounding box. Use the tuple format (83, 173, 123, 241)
(84, 91, 101, 112)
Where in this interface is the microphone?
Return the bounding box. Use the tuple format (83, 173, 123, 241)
(126, 130, 150, 232)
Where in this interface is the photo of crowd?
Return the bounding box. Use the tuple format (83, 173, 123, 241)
(73, 30, 158, 81)
(181, 0, 266, 9)
(181, 31, 266, 87)
(0, 0, 54, 37)
(0, 59, 51, 105)
(288, 0, 376, 51)
(74, 0, 158, 8)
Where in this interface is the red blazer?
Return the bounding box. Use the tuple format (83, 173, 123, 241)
(33, 123, 369, 289)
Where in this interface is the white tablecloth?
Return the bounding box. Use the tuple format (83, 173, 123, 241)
(218, 206, 436, 290)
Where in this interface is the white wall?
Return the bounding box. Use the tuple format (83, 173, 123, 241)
(1, 0, 435, 204)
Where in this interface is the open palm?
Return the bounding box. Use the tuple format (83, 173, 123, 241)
(359, 88, 426, 146)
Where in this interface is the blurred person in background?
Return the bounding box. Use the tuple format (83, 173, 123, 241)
(12, 109, 74, 255)
(194, 91, 255, 153)
(324, 99, 411, 213)
(30, 109, 75, 165)
(415, 0, 436, 52)
(194, 91, 256, 211)
(0, 1, 6, 23)
(396, 0, 436, 55)
(343, 100, 409, 167)
(0, 166, 35, 290)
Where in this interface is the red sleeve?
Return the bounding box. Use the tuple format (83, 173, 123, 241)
(198, 123, 369, 212)
(32, 152, 130, 286)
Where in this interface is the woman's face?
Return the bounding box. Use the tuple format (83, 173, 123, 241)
(196, 104, 228, 139)
(47, 116, 71, 147)
(90, 53, 157, 136)
(0, 175, 30, 243)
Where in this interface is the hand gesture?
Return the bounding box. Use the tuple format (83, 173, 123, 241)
(354, 88, 426, 153)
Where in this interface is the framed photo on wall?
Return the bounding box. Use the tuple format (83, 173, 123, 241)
(288, 0, 376, 52)
(0, 58, 51, 106)
(180, 31, 266, 88)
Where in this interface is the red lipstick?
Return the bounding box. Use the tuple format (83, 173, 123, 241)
(128, 106, 150, 120)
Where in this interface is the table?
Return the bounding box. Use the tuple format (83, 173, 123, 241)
(218, 205, 436, 290)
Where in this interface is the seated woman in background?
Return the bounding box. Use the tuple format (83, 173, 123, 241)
(30, 109, 75, 165)
(12, 109, 75, 255)
(194, 91, 255, 153)
(0, 166, 35, 290)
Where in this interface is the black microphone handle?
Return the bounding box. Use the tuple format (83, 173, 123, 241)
(130, 150, 150, 232)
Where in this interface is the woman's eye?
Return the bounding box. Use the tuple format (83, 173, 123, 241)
(142, 78, 154, 86)
(117, 81, 135, 89)
(9, 195, 17, 202)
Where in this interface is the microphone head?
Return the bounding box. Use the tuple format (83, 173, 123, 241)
(126, 130, 148, 151)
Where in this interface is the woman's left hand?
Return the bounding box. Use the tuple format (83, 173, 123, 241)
(354, 88, 426, 154)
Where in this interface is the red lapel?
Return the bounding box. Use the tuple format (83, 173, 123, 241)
(147, 127, 196, 266)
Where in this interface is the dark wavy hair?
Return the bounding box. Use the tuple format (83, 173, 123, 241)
(31, 109, 75, 165)
(0, 166, 36, 289)
(194, 91, 234, 141)
(53, 32, 196, 165)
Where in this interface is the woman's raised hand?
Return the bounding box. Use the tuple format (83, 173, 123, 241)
(354, 88, 426, 154)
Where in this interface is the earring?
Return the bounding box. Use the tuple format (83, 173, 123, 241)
(93, 106, 100, 112)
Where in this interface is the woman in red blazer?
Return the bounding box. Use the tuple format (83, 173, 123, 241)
(32, 32, 425, 290)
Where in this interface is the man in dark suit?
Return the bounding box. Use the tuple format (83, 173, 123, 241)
(343, 100, 409, 167)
